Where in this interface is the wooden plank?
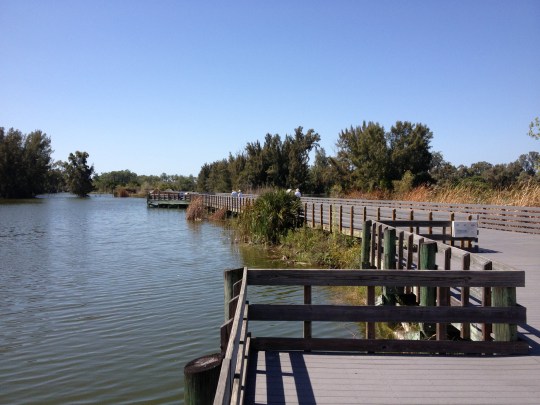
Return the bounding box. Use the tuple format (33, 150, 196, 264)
(250, 337, 530, 354)
(248, 304, 526, 324)
(246, 269, 526, 287)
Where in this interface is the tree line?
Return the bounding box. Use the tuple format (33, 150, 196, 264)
(0, 127, 94, 198)
(2, 122, 538, 200)
(196, 122, 539, 195)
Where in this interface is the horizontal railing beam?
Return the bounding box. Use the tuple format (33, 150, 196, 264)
(246, 269, 526, 287)
(248, 304, 526, 324)
(251, 337, 530, 355)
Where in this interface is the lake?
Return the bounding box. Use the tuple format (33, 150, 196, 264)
(0, 194, 354, 404)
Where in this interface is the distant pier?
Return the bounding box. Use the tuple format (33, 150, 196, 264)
(146, 190, 191, 208)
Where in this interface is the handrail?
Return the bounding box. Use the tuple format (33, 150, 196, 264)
(213, 267, 249, 405)
(246, 267, 527, 355)
(203, 193, 540, 234)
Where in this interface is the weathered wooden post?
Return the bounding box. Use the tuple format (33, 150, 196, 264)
(224, 268, 244, 321)
(361, 220, 372, 268)
(361, 220, 375, 339)
(382, 228, 398, 305)
(492, 287, 518, 342)
(419, 241, 437, 338)
(184, 353, 223, 405)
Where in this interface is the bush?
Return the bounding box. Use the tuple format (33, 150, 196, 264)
(235, 189, 302, 244)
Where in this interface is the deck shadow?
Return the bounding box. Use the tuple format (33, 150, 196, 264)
(519, 323, 540, 355)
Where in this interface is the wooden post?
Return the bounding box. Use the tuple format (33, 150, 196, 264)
(320, 203, 323, 229)
(304, 285, 312, 340)
(361, 220, 372, 268)
(304, 202, 308, 226)
(409, 210, 414, 233)
(428, 211, 433, 235)
(224, 268, 243, 321)
(419, 242, 437, 338)
(329, 204, 333, 233)
(383, 228, 398, 305)
(311, 203, 315, 228)
(483, 261, 493, 341)
(492, 287, 518, 341)
(184, 353, 223, 405)
(363, 220, 375, 339)
(461, 253, 471, 340)
(436, 247, 452, 341)
(350, 206, 354, 237)
(339, 205, 343, 233)
(363, 206, 367, 222)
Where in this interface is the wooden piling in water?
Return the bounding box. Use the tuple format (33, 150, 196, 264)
(184, 353, 223, 405)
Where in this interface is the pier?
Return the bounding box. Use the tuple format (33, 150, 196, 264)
(179, 194, 540, 404)
(210, 224, 540, 405)
(146, 190, 191, 208)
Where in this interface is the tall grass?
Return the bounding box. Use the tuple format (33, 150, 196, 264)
(186, 196, 206, 221)
(346, 181, 540, 207)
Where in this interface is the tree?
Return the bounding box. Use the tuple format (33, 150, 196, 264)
(334, 121, 390, 191)
(528, 117, 539, 140)
(64, 151, 94, 197)
(283, 127, 320, 189)
(23, 130, 53, 196)
(0, 127, 53, 198)
(388, 121, 433, 185)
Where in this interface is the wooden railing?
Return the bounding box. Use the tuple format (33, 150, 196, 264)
(300, 196, 540, 234)
(213, 220, 529, 404)
(202, 194, 540, 234)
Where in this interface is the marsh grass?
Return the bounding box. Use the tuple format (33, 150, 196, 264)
(186, 195, 206, 221)
(346, 181, 540, 207)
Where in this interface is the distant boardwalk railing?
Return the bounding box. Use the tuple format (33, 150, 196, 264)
(200, 194, 540, 235)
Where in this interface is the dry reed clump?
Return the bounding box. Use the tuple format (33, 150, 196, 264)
(186, 196, 206, 221)
(209, 207, 228, 221)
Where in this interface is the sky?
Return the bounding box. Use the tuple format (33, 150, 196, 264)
(1, 0, 539, 177)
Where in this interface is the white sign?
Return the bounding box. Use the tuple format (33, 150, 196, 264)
(452, 221, 478, 238)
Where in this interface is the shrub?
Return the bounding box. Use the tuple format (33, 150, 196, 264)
(235, 189, 302, 244)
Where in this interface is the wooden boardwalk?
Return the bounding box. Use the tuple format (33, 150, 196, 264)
(243, 228, 540, 405)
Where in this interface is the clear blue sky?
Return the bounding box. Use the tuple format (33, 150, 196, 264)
(1, 0, 538, 176)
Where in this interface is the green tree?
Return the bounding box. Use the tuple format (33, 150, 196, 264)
(0, 127, 53, 198)
(528, 117, 539, 140)
(64, 151, 94, 197)
(334, 121, 390, 191)
(388, 121, 433, 185)
(283, 127, 320, 189)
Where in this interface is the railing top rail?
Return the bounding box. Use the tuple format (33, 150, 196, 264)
(246, 268, 525, 287)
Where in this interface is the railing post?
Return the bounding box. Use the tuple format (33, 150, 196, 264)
(382, 228, 398, 305)
(329, 204, 333, 233)
(311, 203, 315, 228)
(461, 253, 471, 340)
(492, 287, 517, 341)
(362, 220, 375, 339)
(483, 261, 493, 341)
(419, 242, 438, 338)
(339, 205, 343, 234)
(320, 203, 323, 229)
(224, 268, 244, 321)
(350, 206, 354, 237)
(361, 220, 372, 268)
(304, 285, 312, 340)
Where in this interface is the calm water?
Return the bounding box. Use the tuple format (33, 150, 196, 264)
(0, 194, 355, 404)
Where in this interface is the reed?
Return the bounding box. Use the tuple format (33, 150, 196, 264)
(346, 181, 540, 207)
(186, 195, 206, 221)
